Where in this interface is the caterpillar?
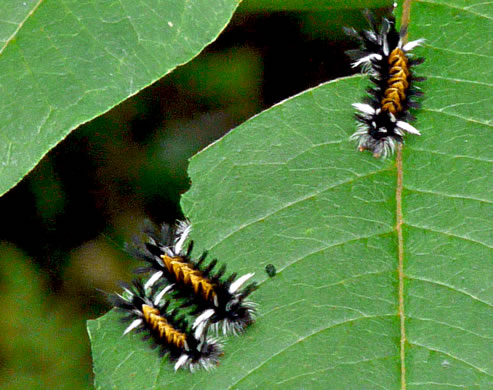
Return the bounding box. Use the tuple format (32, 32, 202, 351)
(128, 220, 257, 336)
(109, 279, 222, 372)
(345, 12, 425, 158)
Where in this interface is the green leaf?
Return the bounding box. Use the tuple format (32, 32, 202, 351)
(88, 0, 492, 388)
(0, 0, 240, 197)
(239, 0, 392, 12)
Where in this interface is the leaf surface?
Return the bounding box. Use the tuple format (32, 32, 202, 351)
(0, 0, 240, 196)
(88, 0, 493, 388)
(239, 0, 392, 12)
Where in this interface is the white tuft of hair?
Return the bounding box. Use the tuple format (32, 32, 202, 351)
(123, 319, 143, 335)
(174, 354, 189, 371)
(153, 283, 173, 306)
(174, 220, 192, 255)
(192, 309, 215, 335)
(352, 103, 376, 116)
(402, 39, 425, 52)
(397, 121, 421, 135)
(352, 53, 382, 69)
(145, 271, 163, 290)
(229, 273, 255, 294)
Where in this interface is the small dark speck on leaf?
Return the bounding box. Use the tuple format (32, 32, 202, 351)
(265, 264, 276, 277)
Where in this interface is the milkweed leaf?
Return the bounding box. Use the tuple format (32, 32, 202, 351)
(0, 0, 240, 196)
(88, 0, 493, 388)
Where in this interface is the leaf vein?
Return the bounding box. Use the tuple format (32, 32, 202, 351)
(255, 233, 393, 289)
(409, 316, 493, 341)
(208, 169, 388, 251)
(417, 0, 493, 21)
(407, 276, 493, 308)
(421, 108, 493, 129)
(405, 224, 492, 249)
(227, 314, 395, 389)
(410, 342, 493, 377)
(424, 43, 493, 59)
(408, 381, 468, 388)
(274, 354, 396, 387)
(426, 74, 493, 88)
(0, 0, 44, 55)
(112, 351, 135, 375)
(409, 145, 492, 163)
(405, 187, 492, 204)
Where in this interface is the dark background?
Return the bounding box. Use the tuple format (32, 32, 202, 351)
(0, 6, 388, 389)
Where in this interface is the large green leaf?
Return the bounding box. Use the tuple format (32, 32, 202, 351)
(0, 0, 240, 197)
(88, 0, 492, 388)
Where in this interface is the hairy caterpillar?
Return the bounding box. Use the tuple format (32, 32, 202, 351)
(345, 12, 425, 157)
(129, 220, 257, 336)
(109, 279, 222, 372)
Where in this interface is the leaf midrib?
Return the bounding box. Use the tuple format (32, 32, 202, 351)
(0, 0, 44, 55)
(396, 146, 406, 390)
